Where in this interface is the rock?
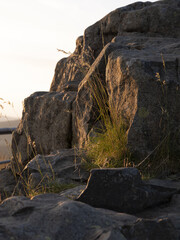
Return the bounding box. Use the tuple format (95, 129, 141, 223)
(17, 149, 89, 191)
(0, 193, 178, 240)
(11, 0, 180, 164)
(72, 42, 120, 147)
(146, 177, 180, 191)
(51, 0, 180, 93)
(122, 218, 178, 240)
(0, 194, 136, 240)
(106, 36, 180, 158)
(11, 91, 76, 169)
(135, 184, 180, 238)
(73, 35, 180, 157)
(76, 168, 176, 214)
(0, 167, 16, 201)
(50, 36, 89, 92)
(59, 185, 86, 200)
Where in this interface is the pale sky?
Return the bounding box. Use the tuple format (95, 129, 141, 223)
(0, 0, 157, 120)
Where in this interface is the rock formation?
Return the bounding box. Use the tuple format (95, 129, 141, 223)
(11, 0, 180, 167)
(0, 0, 180, 239)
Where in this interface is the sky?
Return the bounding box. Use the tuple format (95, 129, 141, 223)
(0, 0, 157, 121)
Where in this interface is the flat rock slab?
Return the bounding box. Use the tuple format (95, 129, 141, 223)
(0, 194, 134, 240)
(76, 168, 177, 214)
(0, 193, 178, 240)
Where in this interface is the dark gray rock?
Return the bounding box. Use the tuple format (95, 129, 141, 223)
(122, 218, 178, 240)
(0, 167, 16, 201)
(0, 192, 178, 240)
(0, 194, 136, 240)
(106, 36, 180, 158)
(11, 91, 76, 170)
(12, 149, 89, 197)
(76, 168, 176, 214)
(23, 148, 89, 186)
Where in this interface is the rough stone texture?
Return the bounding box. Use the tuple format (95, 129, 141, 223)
(1, 167, 180, 239)
(11, 91, 76, 169)
(1, 1, 179, 238)
(17, 149, 89, 191)
(106, 36, 180, 156)
(0, 167, 16, 200)
(0, 193, 178, 240)
(11, 0, 180, 163)
(51, 0, 180, 93)
(71, 0, 180, 155)
(72, 42, 120, 146)
(136, 194, 180, 239)
(77, 168, 177, 214)
(0, 194, 136, 240)
(122, 218, 178, 240)
(73, 35, 180, 155)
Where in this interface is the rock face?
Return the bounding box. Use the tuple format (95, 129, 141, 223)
(1, 1, 180, 239)
(11, 0, 180, 166)
(76, 168, 177, 214)
(12, 91, 76, 168)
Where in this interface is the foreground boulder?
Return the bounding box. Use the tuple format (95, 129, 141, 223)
(77, 168, 177, 214)
(0, 192, 178, 240)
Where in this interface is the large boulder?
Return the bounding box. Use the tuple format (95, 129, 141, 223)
(106, 36, 180, 157)
(11, 91, 76, 169)
(73, 36, 180, 157)
(76, 168, 177, 214)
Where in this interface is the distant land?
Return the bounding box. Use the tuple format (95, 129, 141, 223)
(0, 119, 20, 161)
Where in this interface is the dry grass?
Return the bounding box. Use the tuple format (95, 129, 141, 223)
(0, 153, 10, 170)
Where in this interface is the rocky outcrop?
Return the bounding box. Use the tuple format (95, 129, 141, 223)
(11, 0, 180, 166)
(1, 1, 180, 239)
